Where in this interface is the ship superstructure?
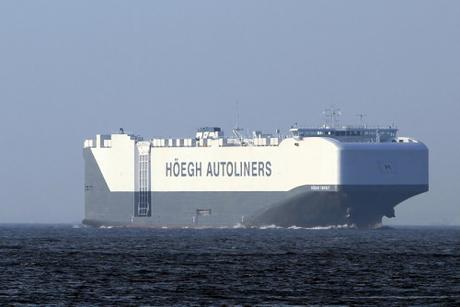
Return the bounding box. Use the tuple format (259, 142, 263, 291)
(83, 116, 428, 228)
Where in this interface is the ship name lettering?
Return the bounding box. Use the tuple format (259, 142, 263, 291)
(166, 161, 272, 177)
(165, 162, 202, 177)
(206, 161, 272, 177)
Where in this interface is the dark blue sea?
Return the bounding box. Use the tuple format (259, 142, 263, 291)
(0, 224, 459, 306)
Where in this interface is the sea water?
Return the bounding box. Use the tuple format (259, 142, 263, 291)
(0, 224, 459, 305)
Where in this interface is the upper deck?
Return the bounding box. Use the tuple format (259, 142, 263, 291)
(83, 124, 420, 150)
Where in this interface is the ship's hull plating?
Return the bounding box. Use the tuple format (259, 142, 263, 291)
(83, 185, 427, 228)
(84, 148, 427, 228)
(83, 133, 428, 229)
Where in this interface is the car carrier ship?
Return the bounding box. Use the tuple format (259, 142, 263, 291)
(83, 113, 428, 228)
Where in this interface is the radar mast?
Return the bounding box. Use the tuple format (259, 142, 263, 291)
(323, 106, 341, 128)
(232, 100, 244, 144)
(356, 113, 367, 128)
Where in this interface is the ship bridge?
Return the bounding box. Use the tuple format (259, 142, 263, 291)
(289, 126, 399, 143)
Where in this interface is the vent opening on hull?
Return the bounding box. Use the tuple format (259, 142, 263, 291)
(196, 209, 212, 216)
(193, 209, 212, 225)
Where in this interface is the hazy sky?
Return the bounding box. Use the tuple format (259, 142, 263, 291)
(0, 1, 459, 225)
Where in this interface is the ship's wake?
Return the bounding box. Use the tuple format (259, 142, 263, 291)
(232, 222, 355, 230)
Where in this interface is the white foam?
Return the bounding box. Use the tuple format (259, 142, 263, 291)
(270, 224, 356, 230)
(99, 225, 113, 229)
(258, 224, 282, 229)
(303, 224, 354, 230)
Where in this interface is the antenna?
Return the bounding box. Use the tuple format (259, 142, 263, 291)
(233, 100, 244, 144)
(356, 113, 367, 127)
(235, 100, 240, 130)
(323, 106, 341, 128)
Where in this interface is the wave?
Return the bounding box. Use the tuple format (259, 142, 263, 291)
(234, 224, 356, 230)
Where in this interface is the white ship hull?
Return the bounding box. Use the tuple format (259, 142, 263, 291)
(83, 133, 428, 228)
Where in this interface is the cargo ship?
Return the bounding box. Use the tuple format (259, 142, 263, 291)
(83, 114, 428, 228)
